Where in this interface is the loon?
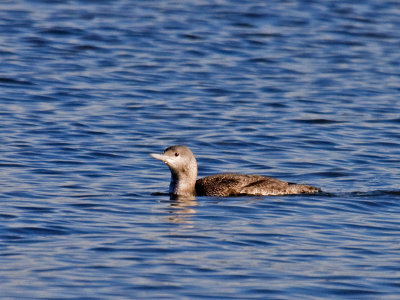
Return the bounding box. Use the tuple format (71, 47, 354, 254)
(150, 145, 321, 198)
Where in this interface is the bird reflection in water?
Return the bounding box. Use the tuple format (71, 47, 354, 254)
(166, 195, 197, 225)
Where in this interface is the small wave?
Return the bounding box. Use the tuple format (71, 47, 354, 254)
(8, 226, 68, 236)
(321, 190, 400, 199)
(0, 77, 34, 85)
(350, 190, 400, 197)
(292, 118, 344, 124)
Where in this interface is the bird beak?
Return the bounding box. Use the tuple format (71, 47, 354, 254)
(150, 153, 170, 164)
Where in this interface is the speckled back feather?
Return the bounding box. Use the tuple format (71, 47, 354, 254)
(196, 174, 320, 196)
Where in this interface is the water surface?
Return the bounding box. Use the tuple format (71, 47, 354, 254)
(1, 0, 400, 299)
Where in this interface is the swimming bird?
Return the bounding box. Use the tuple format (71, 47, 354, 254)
(150, 145, 321, 198)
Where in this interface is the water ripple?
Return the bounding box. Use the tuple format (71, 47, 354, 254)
(1, 0, 400, 298)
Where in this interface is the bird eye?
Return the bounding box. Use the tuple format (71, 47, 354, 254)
(175, 152, 179, 157)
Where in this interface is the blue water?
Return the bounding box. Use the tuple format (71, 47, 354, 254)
(1, 0, 400, 298)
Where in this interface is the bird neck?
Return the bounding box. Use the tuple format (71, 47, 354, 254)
(168, 163, 197, 197)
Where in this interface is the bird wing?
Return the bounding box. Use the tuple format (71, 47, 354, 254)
(196, 174, 288, 196)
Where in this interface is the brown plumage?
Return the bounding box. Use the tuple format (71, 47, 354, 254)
(150, 145, 321, 198)
(196, 174, 319, 196)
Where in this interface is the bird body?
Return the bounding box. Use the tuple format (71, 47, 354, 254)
(196, 173, 319, 196)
